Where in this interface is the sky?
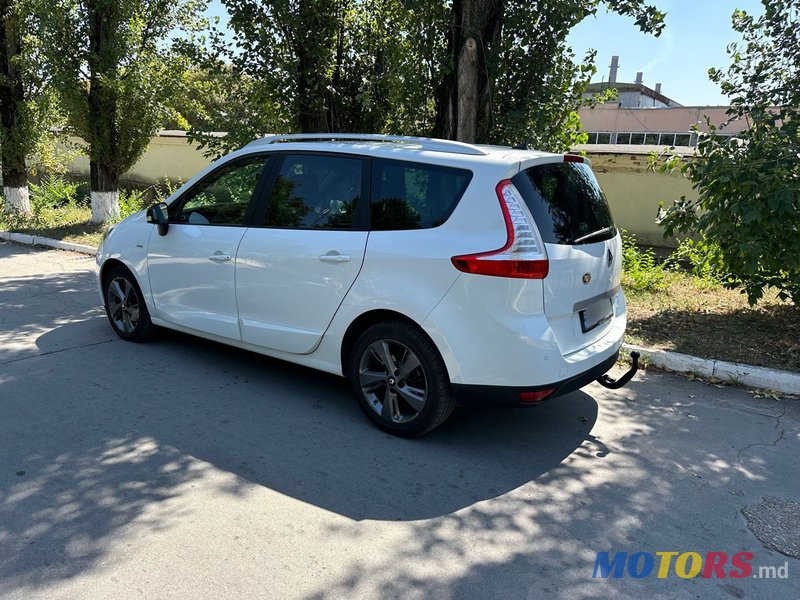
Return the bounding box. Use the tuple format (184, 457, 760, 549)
(567, 0, 764, 106)
(205, 0, 764, 107)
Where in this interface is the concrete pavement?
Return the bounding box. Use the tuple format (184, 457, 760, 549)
(0, 241, 798, 599)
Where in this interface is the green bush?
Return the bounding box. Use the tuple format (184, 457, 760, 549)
(654, 1, 800, 305)
(667, 236, 729, 285)
(30, 175, 81, 211)
(621, 231, 671, 294)
(117, 188, 148, 221)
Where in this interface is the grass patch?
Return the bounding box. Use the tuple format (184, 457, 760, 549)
(2, 204, 105, 246)
(0, 175, 157, 247)
(624, 262, 800, 373)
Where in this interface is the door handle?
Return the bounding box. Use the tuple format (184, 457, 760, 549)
(208, 252, 232, 263)
(317, 253, 351, 263)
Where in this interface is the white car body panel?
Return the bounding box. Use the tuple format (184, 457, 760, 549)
(236, 228, 368, 354)
(147, 223, 247, 340)
(543, 236, 623, 356)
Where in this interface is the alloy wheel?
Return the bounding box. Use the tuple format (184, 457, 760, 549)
(358, 339, 428, 424)
(107, 276, 140, 334)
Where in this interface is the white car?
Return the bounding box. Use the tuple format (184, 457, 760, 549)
(97, 134, 638, 436)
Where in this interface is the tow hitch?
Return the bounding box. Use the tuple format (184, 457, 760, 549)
(596, 351, 640, 390)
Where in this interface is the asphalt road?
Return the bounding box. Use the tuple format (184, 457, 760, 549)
(1, 241, 798, 599)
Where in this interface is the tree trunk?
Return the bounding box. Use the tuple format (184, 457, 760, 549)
(0, 0, 30, 214)
(296, 45, 331, 133)
(86, 0, 120, 223)
(2, 167, 29, 213)
(326, 10, 346, 132)
(433, 0, 503, 143)
(89, 161, 120, 223)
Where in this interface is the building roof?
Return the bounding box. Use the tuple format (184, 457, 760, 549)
(585, 81, 682, 108)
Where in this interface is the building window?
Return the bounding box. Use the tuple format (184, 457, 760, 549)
(585, 132, 612, 144)
(609, 132, 697, 147)
(630, 133, 646, 145)
(596, 132, 612, 144)
(644, 133, 660, 145)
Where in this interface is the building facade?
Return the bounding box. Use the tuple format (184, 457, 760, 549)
(579, 56, 748, 148)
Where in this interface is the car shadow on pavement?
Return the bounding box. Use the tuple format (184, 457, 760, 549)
(34, 321, 600, 523)
(0, 312, 598, 592)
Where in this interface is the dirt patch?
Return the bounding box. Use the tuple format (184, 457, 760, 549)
(625, 275, 800, 373)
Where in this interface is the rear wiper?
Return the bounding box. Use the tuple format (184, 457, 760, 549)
(571, 226, 616, 245)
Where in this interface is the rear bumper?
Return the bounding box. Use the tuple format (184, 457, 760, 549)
(451, 350, 619, 408)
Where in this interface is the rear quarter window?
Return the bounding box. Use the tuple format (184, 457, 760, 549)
(512, 162, 615, 245)
(370, 159, 472, 230)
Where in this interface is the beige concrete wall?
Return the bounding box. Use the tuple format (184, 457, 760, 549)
(62, 133, 689, 247)
(62, 133, 214, 187)
(584, 150, 693, 247)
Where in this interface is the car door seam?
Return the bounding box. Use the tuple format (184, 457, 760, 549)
(311, 229, 371, 349)
(233, 227, 250, 340)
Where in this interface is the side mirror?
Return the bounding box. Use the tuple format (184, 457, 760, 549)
(146, 202, 170, 236)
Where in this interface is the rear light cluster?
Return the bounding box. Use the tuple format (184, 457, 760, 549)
(451, 179, 549, 279)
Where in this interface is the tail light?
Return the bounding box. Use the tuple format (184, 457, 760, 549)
(519, 388, 556, 403)
(451, 179, 548, 279)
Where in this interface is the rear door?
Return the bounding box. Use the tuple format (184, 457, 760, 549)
(235, 152, 369, 354)
(512, 159, 622, 355)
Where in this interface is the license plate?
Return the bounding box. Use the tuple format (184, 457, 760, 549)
(580, 299, 613, 334)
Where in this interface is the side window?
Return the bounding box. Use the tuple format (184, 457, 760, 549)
(263, 154, 363, 229)
(370, 159, 472, 230)
(171, 156, 268, 226)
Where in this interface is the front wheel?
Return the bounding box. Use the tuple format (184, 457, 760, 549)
(103, 265, 156, 342)
(348, 321, 454, 437)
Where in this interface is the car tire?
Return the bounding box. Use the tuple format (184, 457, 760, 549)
(103, 265, 157, 342)
(348, 321, 455, 437)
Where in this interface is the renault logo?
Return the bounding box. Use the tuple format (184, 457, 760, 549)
(607, 248, 614, 268)
(582, 273, 592, 284)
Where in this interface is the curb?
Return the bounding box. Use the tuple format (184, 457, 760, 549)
(0, 230, 97, 256)
(623, 343, 800, 396)
(1, 229, 798, 395)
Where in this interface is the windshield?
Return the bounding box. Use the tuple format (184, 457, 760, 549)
(512, 162, 616, 245)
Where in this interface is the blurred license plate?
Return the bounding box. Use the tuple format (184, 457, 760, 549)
(580, 299, 613, 334)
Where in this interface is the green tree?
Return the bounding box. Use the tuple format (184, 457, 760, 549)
(656, 0, 800, 305)
(35, 0, 205, 222)
(0, 0, 51, 214)
(181, 0, 443, 157)
(189, 1, 662, 156)
(432, 0, 665, 147)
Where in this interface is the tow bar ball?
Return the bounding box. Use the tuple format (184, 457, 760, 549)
(596, 351, 640, 390)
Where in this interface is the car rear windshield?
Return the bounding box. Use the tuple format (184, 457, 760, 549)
(512, 162, 616, 245)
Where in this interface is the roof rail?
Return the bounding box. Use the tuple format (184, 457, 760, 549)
(253, 133, 488, 156)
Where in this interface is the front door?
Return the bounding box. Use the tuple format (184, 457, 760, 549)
(236, 152, 369, 354)
(147, 154, 270, 340)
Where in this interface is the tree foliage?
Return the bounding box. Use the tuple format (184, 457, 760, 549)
(182, 0, 664, 156)
(656, 0, 800, 305)
(35, 0, 206, 221)
(181, 0, 448, 157)
(434, 0, 664, 148)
